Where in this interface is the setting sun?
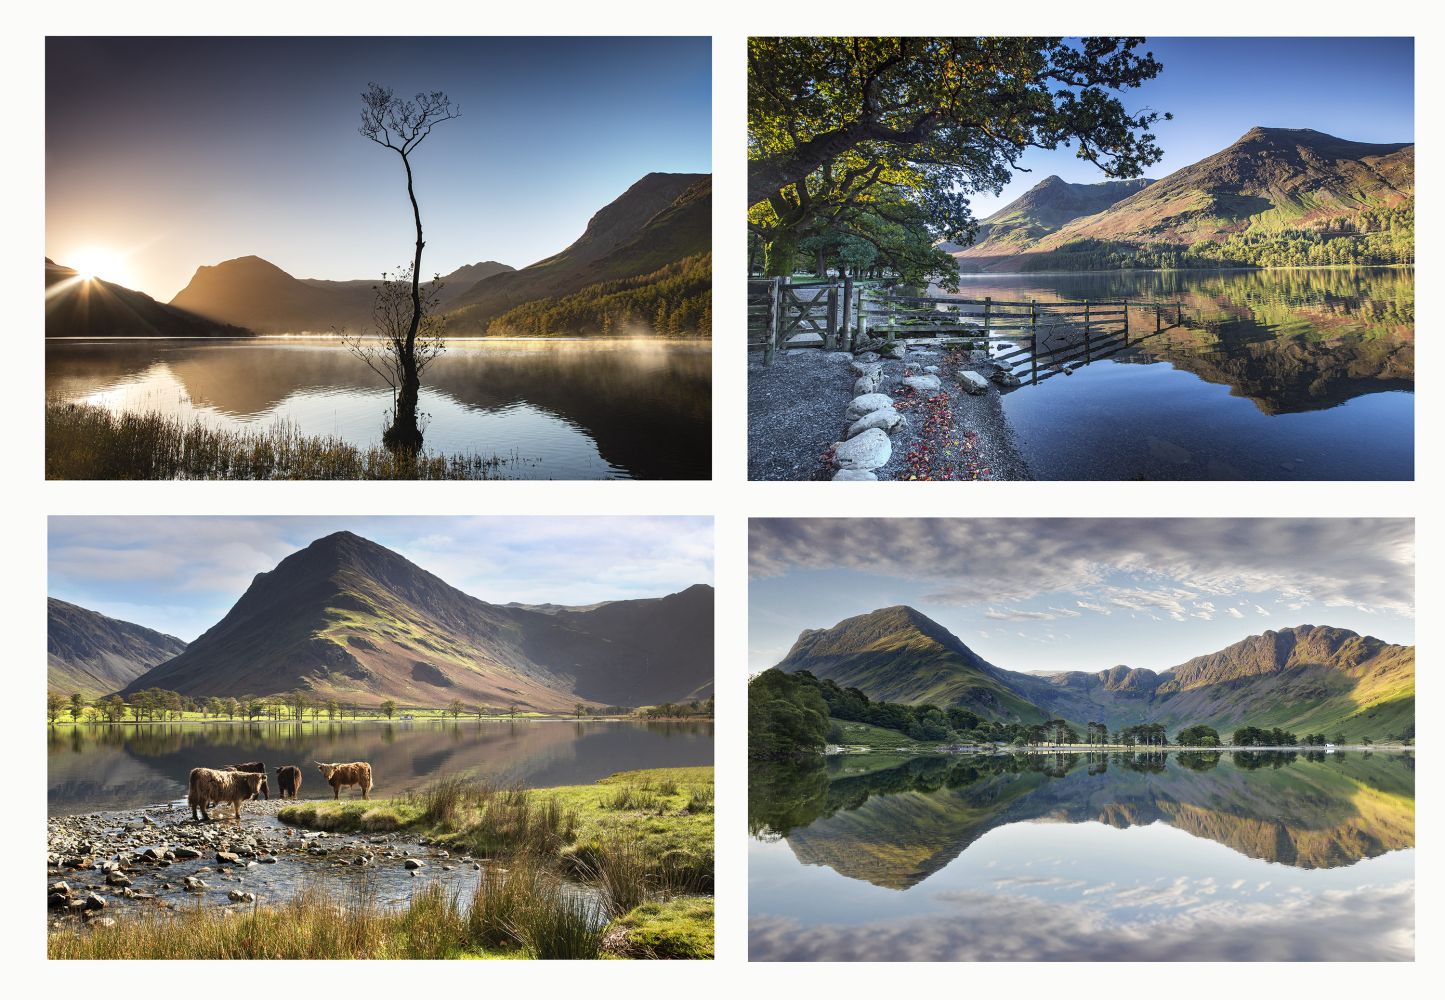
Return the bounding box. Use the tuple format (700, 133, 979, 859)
(68, 246, 128, 285)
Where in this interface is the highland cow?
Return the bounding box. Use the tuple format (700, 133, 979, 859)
(189, 768, 269, 822)
(223, 762, 269, 801)
(315, 761, 373, 800)
(275, 765, 303, 799)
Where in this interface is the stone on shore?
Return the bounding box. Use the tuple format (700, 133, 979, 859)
(831, 469, 877, 481)
(846, 393, 893, 419)
(833, 428, 892, 471)
(959, 371, 990, 395)
(847, 407, 903, 438)
(903, 374, 941, 393)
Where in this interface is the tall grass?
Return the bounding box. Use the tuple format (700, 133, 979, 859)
(46, 400, 524, 480)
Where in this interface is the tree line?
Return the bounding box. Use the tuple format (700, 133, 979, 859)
(747, 669, 1378, 759)
(484, 254, 711, 338)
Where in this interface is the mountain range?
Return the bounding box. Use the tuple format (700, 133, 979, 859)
(952, 127, 1413, 271)
(45, 170, 710, 338)
(49, 531, 712, 710)
(774, 605, 1413, 739)
(47, 598, 189, 697)
(164, 172, 709, 336)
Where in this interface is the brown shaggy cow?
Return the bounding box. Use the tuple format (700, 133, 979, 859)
(189, 768, 268, 822)
(275, 765, 302, 799)
(315, 761, 373, 800)
(223, 762, 269, 800)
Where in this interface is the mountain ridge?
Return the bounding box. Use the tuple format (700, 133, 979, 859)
(111, 531, 712, 710)
(950, 127, 1413, 271)
(48, 598, 188, 697)
(775, 605, 1413, 739)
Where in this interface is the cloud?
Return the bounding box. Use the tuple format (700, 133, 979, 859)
(750, 880, 1414, 961)
(749, 519, 1413, 618)
(983, 606, 1081, 621)
(1226, 607, 1244, 619)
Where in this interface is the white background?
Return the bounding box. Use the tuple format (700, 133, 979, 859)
(1, 0, 1435, 990)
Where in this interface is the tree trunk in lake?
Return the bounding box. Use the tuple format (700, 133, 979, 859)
(384, 155, 425, 454)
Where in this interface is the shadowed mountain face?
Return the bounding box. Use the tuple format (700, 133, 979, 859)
(165, 171, 709, 335)
(778, 607, 1413, 739)
(444, 172, 711, 333)
(45, 259, 249, 339)
(48, 598, 188, 697)
(753, 751, 1414, 889)
(118, 531, 712, 709)
(952, 128, 1413, 271)
(169, 257, 515, 335)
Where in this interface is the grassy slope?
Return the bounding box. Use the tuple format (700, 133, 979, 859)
(279, 766, 714, 882)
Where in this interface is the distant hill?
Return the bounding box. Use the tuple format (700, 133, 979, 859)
(169, 257, 514, 334)
(445, 172, 711, 334)
(45, 259, 249, 339)
(948, 175, 1152, 269)
(776, 606, 1413, 739)
(949, 128, 1413, 271)
(48, 598, 188, 697)
(120, 531, 712, 710)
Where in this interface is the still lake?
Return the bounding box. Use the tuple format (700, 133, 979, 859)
(941, 267, 1413, 480)
(48, 719, 714, 816)
(750, 750, 1414, 961)
(45, 338, 711, 480)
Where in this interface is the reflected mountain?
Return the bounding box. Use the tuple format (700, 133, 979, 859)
(751, 751, 1414, 889)
(45, 339, 710, 480)
(50, 719, 713, 815)
(955, 267, 1413, 415)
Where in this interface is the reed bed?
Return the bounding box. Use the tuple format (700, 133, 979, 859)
(45, 401, 524, 480)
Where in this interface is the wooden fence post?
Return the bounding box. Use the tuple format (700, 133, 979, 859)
(983, 296, 992, 336)
(857, 292, 869, 346)
(840, 276, 854, 351)
(1084, 299, 1091, 356)
(1155, 304, 1162, 334)
(1122, 298, 1130, 346)
(1030, 299, 1038, 385)
(765, 278, 781, 366)
(1177, 301, 1183, 326)
(832, 284, 843, 351)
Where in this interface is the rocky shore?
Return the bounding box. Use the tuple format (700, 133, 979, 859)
(748, 340, 1032, 481)
(47, 799, 481, 931)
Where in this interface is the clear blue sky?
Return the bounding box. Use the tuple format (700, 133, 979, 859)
(969, 37, 1415, 218)
(49, 516, 714, 642)
(46, 37, 711, 300)
(749, 519, 1414, 676)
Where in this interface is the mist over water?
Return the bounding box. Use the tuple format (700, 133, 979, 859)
(46, 338, 712, 480)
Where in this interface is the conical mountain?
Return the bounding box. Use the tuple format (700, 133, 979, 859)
(776, 606, 1047, 722)
(948, 175, 1152, 267)
(122, 531, 713, 710)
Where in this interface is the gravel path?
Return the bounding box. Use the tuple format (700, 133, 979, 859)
(748, 345, 1032, 481)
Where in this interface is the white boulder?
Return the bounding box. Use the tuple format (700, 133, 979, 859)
(833, 428, 892, 471)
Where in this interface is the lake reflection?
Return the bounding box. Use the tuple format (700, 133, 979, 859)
(749, 751, 1414, 961)
(45, 338, 711, 479)
(940, 268, 1413, 480)
(48, 719, 713, 815)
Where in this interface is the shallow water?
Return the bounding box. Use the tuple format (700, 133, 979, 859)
(48, 719, 714, 816)
(45, 338, 711, 479)
(749, 750, 1415, 961)
(940, 268, 1413, 480)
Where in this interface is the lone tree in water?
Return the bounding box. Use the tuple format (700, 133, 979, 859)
(354, 83, 460, 452)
